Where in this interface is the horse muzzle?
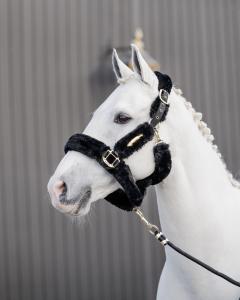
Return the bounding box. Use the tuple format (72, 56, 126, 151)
(48, 178, 92, 216)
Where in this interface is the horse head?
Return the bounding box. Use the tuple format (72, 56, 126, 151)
(47, 45, 172, 216)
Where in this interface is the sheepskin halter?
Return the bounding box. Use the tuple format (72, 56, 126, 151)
(64, 72, 172, 211)
(63, 71, 240, 288)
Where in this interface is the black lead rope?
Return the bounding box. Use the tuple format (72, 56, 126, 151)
(134, 208, 240, 288)
(167, 241, 240, 288)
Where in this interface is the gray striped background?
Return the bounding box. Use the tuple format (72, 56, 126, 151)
(0, 0, 240, 299)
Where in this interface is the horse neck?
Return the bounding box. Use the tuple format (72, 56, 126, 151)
(155, 90, 240, 250)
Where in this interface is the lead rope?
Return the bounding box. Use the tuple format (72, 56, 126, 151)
(133, 208, 240, 288)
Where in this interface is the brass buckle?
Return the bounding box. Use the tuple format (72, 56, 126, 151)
(102, 150, 120, 168)
(159, 89, 169, 105)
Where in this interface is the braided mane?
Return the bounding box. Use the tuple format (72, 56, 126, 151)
(173, 86, 240, 189)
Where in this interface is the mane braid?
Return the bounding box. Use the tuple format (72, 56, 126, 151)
(173, 86, 240, 189)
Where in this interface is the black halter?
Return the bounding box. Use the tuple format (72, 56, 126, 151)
(65, 72, 172, 211)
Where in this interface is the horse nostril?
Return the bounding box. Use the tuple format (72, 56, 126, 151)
(53, 180, 67, 199)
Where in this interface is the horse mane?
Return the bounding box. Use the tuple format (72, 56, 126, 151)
(173, 86, 240, 189)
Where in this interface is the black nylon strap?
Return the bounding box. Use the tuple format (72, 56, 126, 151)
(150, 100, 169, 127)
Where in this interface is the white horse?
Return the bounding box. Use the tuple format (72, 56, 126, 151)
(48, 45, 240, 300)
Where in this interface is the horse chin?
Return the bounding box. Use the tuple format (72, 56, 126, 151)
(53, 190, 92, 217)
(70, 203, 91, 217)
(68, 196, 92, 217)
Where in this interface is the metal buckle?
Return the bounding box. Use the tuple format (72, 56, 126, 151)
(102, 149, 120, 168)
(159, 89, 169, 105)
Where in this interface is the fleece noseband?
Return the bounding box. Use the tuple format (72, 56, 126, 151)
(64, 72, 172, 211)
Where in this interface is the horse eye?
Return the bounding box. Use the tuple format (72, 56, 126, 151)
(114, 112, 132, 124)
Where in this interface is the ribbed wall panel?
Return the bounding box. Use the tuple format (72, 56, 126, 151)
(0, 0, 239, 299)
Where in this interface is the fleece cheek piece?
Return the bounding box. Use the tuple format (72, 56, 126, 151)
(105, 142, 171, 211)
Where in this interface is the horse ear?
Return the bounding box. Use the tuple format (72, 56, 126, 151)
(112, 48, 134, 82)
(131, 44, 158, 90)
